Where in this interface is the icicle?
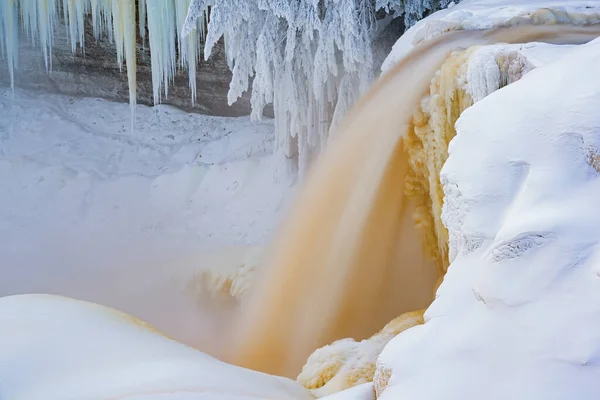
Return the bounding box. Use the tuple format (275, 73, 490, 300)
(20, 0, 38, 44)
(1, 0, 19, 90)
(111, 0, 124, 70)
(146, 0, 177, 104)
(181, 0, 207, 39)
(109, 0, 137, 131)
(26, 0, 60, 72)
(103, 0, 114, 43)
(0, 11, 4, 61)
(120, 0, 137, 131)
(62, 0, 86, 53)
(61, 0, 68, 39)
(175, 0, 199, 104)
(1, 0, 451, 174)
(90, 0, 102, 39)
(138, 0, 146, 46)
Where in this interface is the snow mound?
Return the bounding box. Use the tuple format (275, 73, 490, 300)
(0, 294, 314, 400)
(298, 311, 424, 398)
(377, 36, 600, 400)
(382, 0, 600, 72)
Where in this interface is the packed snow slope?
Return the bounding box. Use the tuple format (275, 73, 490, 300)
(376, 35, 600, 400)
(0, 294, 314, 400)
(382, 0, 600, 72)
(0, 88, 293, 354)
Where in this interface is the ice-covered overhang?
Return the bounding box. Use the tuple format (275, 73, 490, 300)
(382, 0, 600, 72)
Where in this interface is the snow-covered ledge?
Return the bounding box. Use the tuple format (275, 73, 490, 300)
(376, 36, 600, 400)
(381, 0, 600, 72)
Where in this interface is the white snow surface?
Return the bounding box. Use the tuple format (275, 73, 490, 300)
(0, 88, 295, 350)
(381, 0, 600, 72)
(319, 384, 374, 400)
(0, 294, 314, 400)
(378, 36, 600, 400)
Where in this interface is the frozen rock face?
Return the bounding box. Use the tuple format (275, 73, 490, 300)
(377, 37, 600, 400)
(0, 294, 315, 400)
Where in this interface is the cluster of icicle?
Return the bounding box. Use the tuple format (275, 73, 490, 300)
(183, 0, 454, 173)
(0, 0, 204, 128)
(1, 0, 453, 173)
(184, 0, 377, 173)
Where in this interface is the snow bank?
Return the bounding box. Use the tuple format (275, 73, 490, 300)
(377, 36, 600, 400)
(0, 89, 294, 352)
(0, 294, 313, 400)
(382, 0, 600, 72)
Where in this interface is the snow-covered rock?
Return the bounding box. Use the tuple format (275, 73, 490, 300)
(0, 294, 314, 400)
(377, 35, 600, 400)
(382, 0, 600, 72)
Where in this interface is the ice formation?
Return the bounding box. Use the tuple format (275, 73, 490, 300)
(298, 310, 424, 398)
(0, 294, 314, 400)
(0, 0, 138, 118)
(183, 0, 379, 173)
(376, 36, 600, 400)
(1, 0, 457, 173)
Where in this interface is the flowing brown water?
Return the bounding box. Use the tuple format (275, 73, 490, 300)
(226, 23, 600, 378)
